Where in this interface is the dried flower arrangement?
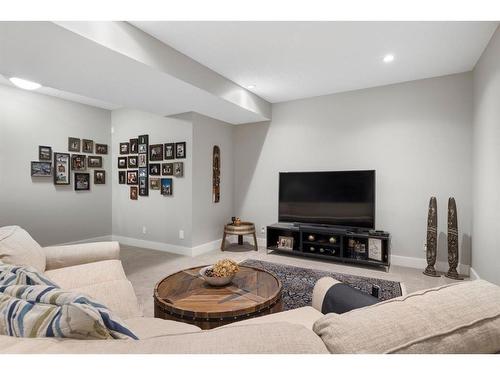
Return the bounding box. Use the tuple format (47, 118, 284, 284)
(205, 259, 240, 278)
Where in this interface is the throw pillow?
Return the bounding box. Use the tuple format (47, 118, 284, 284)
(0, 284, 138, 340)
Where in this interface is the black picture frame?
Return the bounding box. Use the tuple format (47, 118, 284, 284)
(128, 156, 138, 168)
(88, 156, 103, 168)
(173, 161, 184, 177)
(162, 162, 173, 176)
(118, 157, 127, 169)
(164, 143, 174, 160)
(95, 143, 108, 155)
(149, 144, 163, 161)
(120, 142, 130, 155)
(71, 154, 86, 171)
(139, 176, 149, 196)
(175, 142, 186, 159)
(74, 173, 90, 191)
(161, 178, 173, 196)
(82, 139, 94, 153)
(138, 153, 147, 168)
(54, 152, 71, 185)
(127, 170, 138, 185)
(68, 137, 80, 152)
(94, 170, 106, 184)
(149, 163, 160, 176)
(130, 186, 138, 200)
(130, 138, 139, 154)
(39, 146, 52, 161)
(138, 134, 149, 146)
(31, 161, 52, 177)
(150, 178, 160, 190)
(118, 170, 126, 184)
(139, 168, 148, 178)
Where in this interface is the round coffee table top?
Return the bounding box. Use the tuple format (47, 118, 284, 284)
(154, 265, 282, 321)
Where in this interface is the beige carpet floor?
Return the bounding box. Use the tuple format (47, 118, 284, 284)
(120, 242, 467, 317)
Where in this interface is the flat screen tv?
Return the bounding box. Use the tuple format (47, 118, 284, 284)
(279, 170, 375, 229)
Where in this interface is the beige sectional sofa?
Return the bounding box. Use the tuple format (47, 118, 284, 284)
(1, 225, 500, 354)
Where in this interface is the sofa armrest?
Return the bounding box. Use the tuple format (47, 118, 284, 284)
(43, 241, 120, 270)
(312, 277, 342, 312)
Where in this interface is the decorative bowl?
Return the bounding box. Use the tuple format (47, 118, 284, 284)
(199, 266, 235, 286)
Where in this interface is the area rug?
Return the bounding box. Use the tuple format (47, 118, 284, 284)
(240, 259, 403, 311)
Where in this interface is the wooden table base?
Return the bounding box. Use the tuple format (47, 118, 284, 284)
(221, 222, 258, 251)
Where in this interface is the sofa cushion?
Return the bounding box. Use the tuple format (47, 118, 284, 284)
(0, 226, 46, 272)
(313, 280, 500, 354)
(44, 259, 127, 290)
(123, 317, 201, 339)
(70, 280, 142, 320)
(0, 284, 137, 340)
(0, 263, 58, 287)
(0, 322, 329, 353)
(227, 306, 324, 330)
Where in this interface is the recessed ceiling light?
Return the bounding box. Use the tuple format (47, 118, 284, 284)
(9, 77, 42, 90)
(383, 54, 395, 63)
(246, 84, 256, 89)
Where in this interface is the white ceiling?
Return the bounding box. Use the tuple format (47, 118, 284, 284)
(131, 21, 498, 103)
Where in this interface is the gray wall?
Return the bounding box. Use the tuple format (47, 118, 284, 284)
(111, 108, 194, 248)
(192, 113, 234, 247)
(0, 84, 112, 246)
(472, 26, 500, 284)
(234, 73, 473, 265)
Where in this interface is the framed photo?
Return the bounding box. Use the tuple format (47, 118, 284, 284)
(31, 161, 52, 177)
(138, 134, 149, 146)
(139, 167, 148, 178)
(138, 153, 147, 167)
(130, 186, 138, 200)
(175, 142, 186, 159)
(149, 163, 160, 176)
(368, 238, 383, 261)
(88, 156, 103, 168)
(118, 157, 127, 169)
(173, 162, 184, 177)
(277, 236, 294, 250)
(129, 138, 138, 154)
(149, 144, 163, 161)
(164, 143, 174, 160)
(118, 171, 126, 184)
(128, 156, 138, 168)
(68, 137, 80, 152)
(74, 173, 90, 191)
(94, 170, 106, 184)
(150, 178, 160, 190)
(95, 143, 108, 155)
(120, 142, 129, 155)
(161, 178, 173, 196)
(39, 146, 52, 161)
(71, 154, 86, 171)
(82, 139, 94, 153)
(138, 144, 147, 154)
(162, 162, 173, 176)
(127, 170, 138, 185)
(54, 152, 70, 185)
(139, 177, 148, 196)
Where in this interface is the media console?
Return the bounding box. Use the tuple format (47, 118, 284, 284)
(266, 223, 390, 271)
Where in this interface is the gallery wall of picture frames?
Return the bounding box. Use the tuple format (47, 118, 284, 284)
(31, 138, 108, 192)
(117, 134, 186, 200)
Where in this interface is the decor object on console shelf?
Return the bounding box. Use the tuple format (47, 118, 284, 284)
(445, 197, 463, 280)
(423, 196, 439, 277)
(267, 223, 390, 271)
(154, 265, 282, 329)
(212, 145, 220, 203)
(221, 221, 258, 251)
(277, 236, 294, 250)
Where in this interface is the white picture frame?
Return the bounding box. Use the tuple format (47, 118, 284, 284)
(368, 238, 383, 261)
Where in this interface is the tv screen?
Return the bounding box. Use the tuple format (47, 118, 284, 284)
(279, 170, 375, 229)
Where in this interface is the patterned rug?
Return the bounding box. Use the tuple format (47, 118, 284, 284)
(240, 259, 403, 311)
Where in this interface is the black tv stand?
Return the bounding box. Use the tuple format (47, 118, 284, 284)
(266, 223, 390, 271)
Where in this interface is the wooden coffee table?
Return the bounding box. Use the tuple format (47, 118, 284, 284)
(154, 265, 283, 330)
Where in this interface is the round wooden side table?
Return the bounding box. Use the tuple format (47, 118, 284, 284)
(221, 221, 258, 251)
(153, 265, 283, 329)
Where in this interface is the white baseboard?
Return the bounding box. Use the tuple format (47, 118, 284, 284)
(469, 267, 481, 280)
(191, 239, 222, 257)
(391, 254, 470, 277)
(112, 235, 192, 256)
(52, 235, 113, 246)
